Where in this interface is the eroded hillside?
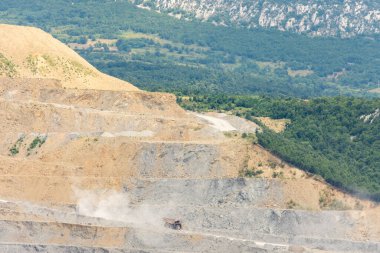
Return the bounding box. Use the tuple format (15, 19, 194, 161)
(0, 24, 379, 253)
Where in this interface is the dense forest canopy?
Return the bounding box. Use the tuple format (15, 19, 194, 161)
(0, 0, 379, 97)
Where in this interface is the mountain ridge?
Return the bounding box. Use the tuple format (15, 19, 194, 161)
(132, 0, 380, 37)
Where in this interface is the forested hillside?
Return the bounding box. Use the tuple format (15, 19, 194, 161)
(1, 0, 379, 97)
(1, 1, 379, 194)
(180, 95, 380, 201)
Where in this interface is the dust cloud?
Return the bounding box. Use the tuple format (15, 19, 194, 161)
(73, 187, 171, 229)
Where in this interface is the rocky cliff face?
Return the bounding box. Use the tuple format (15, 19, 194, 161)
(131, 0, 380, 37)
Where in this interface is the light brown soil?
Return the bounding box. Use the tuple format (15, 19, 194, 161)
(68, 38, 118, 52)
(0, 24, 138, 91)
(369, 87, 380, 93)
(287, 68, 314, 77)
(255, 117, 290, 133)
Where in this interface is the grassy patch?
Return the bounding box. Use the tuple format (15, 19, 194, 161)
(241, 132, 258, 143)
(0, 53, 18, 77)
(25, 55, 39, 74)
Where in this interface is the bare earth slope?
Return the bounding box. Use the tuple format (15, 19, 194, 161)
(0, 24, 379, 253)
(0, 24, 138, 91)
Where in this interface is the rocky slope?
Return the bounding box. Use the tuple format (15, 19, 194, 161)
(131, 0, 380, 37)
(0, 24, 379, 253)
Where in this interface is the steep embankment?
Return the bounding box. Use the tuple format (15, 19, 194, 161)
(0, 24, 379, 253)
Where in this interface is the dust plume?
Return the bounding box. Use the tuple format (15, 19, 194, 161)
(73, 187, 170, 229)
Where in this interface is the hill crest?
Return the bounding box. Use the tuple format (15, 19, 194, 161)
(0, 24, 139, 91)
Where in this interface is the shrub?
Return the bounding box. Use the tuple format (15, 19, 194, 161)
(9, 137, 24, 156)
(272, 171, 284, 179)
(241, 168, 264, 178)
(28, 136, 47, 151)
(286, 200, 298, 209)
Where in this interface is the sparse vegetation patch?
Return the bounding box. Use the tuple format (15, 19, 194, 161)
(272, 171, 284, 179)
(286, 200, 299, 209)
(9, 136, 24, 156)
(319, 189, 350, 210)
(25, 55, 39, 74)
(239, 168, 264, 178)
(27, 136, 47, 155)
(0, 53, 18, 77)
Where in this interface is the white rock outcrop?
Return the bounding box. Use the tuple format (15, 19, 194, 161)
(131, 0, 380, 37)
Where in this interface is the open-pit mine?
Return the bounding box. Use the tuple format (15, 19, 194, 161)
(0, 24, 379, 253)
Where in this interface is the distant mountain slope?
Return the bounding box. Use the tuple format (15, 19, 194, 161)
(132, 0, 380, 37)
(1, 0, 379, 97)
